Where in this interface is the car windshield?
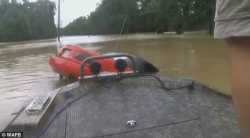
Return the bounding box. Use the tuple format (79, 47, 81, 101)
(61, 49, 72, 58)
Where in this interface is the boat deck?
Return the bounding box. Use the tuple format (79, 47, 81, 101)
(6, 76, 240, 138)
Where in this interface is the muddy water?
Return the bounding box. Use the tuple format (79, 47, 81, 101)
(98, 36, 231, 95)
(0, 34, 231, 103)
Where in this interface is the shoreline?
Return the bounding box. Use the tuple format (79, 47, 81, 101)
(0, 31, 211, 46)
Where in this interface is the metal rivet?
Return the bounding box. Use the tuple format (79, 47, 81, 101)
(126, 120, 137, 128)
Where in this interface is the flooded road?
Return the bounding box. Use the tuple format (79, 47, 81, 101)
(0, 33, 231, 101)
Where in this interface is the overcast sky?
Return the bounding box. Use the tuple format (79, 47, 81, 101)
(52, 0, 101, 27)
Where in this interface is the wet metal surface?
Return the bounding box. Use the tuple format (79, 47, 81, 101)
(9, 77, 240, 138)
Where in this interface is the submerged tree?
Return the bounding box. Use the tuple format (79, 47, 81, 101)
(0, 0, 216, 41)
(64, 0, 216, 35)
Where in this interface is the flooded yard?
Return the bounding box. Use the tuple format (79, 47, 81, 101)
(0, 33, 231, 99)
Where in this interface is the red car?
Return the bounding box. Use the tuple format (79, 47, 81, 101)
(49, 45, 158, 80)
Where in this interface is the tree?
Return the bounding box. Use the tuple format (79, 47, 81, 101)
(64, 0, 216, 35)
(0, 0, 56, 42)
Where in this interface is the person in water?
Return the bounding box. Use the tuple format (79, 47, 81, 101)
(214, 0, 250, 137)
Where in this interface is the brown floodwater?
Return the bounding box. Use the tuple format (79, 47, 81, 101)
(98, 36, 231, 95)
(0, 33, 231, 105)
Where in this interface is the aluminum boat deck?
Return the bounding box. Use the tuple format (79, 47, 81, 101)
(5, 76, 241, 138)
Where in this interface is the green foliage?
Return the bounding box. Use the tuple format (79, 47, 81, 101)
(64, 0, 216, 35)
(0, 0, 56, 42)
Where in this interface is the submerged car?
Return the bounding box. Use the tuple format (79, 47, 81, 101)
(49, 45, 159, 80)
